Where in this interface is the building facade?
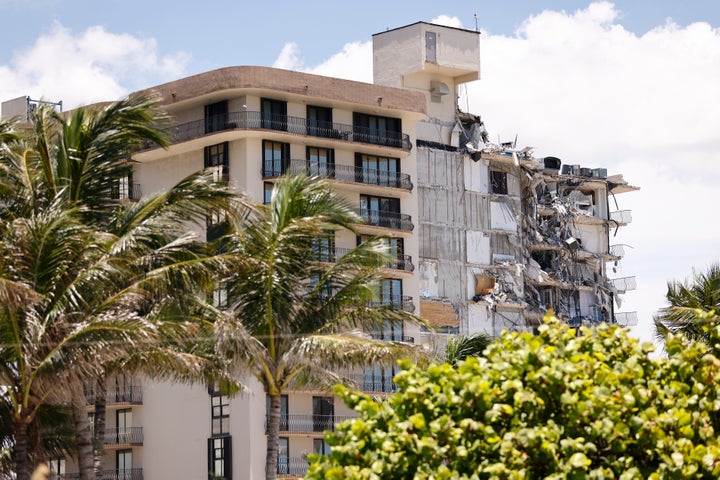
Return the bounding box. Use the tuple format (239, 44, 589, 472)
(2, 21, 637, 480)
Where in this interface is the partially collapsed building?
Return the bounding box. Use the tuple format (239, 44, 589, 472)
(373, 22, 638, 338)
(1, 20, 638, 480)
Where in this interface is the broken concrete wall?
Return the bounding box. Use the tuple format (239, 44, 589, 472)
(464, 158, 489, 192)
(468, 303, 492, 334)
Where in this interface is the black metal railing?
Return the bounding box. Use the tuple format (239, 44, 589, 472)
(370, 333, 415, 343)
(340, 372, 399, 393)
(148, 112, 411, 151)
(85, 386, 142, 405)
(104, 427, 143, 445)
(277, 457, 309, 476)
(110, 183, 141, 201)
(369, 295, 414, 312)
(262, 159, 413, 191)
(316, 247, 414, 272)
(356, 208, 413, 231)
(64, 469, 143, 480)
(266, 414, 353, 433)
(108, 385, 143, 404)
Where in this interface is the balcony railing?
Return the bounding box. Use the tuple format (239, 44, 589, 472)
(610, 210, 633, 224)
(263, 159, 413, 191)
(611, 276, 637, 292)
(369, 295, 415, 312)
(370, 333, 415, 344)
(277, 457, 309, 476)
(104, 427, 143, 445)
(615, 311, 639, 327)
(149, 112, 411, 151)
(64, 469, 143, 480)
(356, 208, 414, 232)
(266, 414, 354, 433)
(609, 244, 627, 258)
(339, 372, 399, 393)
(86, 386, 142, 405)
(319, 247, 413, 273)
(110, 183, 141, 201)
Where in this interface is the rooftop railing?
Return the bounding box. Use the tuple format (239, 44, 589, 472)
(150, 112, 411, 151)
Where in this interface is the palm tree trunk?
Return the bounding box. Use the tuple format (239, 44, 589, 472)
(71, 387, 95, 480)
(93, 377, 107, 478)
(265, 393, 281, 480)
(13, 419, 31, 480)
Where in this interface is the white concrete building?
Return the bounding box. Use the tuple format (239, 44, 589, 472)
(3, 21, 637, 480)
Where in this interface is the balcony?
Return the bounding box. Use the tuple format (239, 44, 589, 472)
(370, 333, 415, 344)
(86, 386, 142, 406)
(609, 244, 627, 259)
(149, 112, 411, 151)
(64, 469, 143, 480)
(266, 414, 354, 434)
(277, 457, 309, 477)
(337, 371, 398, 393)
(369, 295, 415, 312)
(317, 247, 413, 273)
(610, 210, 632, 225)
(356, 208, 414, 232)
(104, 427, 143, 446)
(611, 276, 637, 292)
(110, 183, 141, 201)
(263, 159, 413, 191)
(614, 311, 638, 327)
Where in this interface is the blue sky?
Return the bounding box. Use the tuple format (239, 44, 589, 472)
(2, 1, 720, 344)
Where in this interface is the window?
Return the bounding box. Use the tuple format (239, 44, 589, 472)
(262, 140, 290, 177)
(353, 113, 402, 148)
(48, 458, 66, 477)
(307, 105, 333, 137)
(358, 235, 404, 269)
(206, 210, 228, 242)
(307, 146, 334, 178)
(355, 153, 399, 187)
(312, 236, 336, 263)
(116, 409, 132, 443)
(205, 100, 228, 134)
(116, 450, 132, 480)
(266, 395, 288, 431)
(213, 285, 228, 308)
(207, 435, 232, 480)
(312, 396, 334, 432)
(364, 364, 398, 393)
(205, 142, 229, 184)
(490, 170, 508, 194)
(277, 437, 289, 475)
(261, 98, 287, 131)
(313, 439, 331, 456)
(539, 288, 555, 309)
(359, 194, 401, 229)
(263, 182, 274, 205)
(373, 279, 404, 312)
(211, 391, 230, 436)
(111, 171, 138, 200)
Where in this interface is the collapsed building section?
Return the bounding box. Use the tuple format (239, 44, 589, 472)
(373, 22, 639, 337)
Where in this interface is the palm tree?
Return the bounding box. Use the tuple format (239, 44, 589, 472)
(654, 263, 720, 344)
(444, 333, 492, 367)
(213, 174, 426, 480)
(0, 98, 239, 480)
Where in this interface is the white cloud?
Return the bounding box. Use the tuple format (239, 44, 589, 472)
(431, 15, 464, 28)
(0, 22, 189, 109)
(273, 40, 373, 83)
